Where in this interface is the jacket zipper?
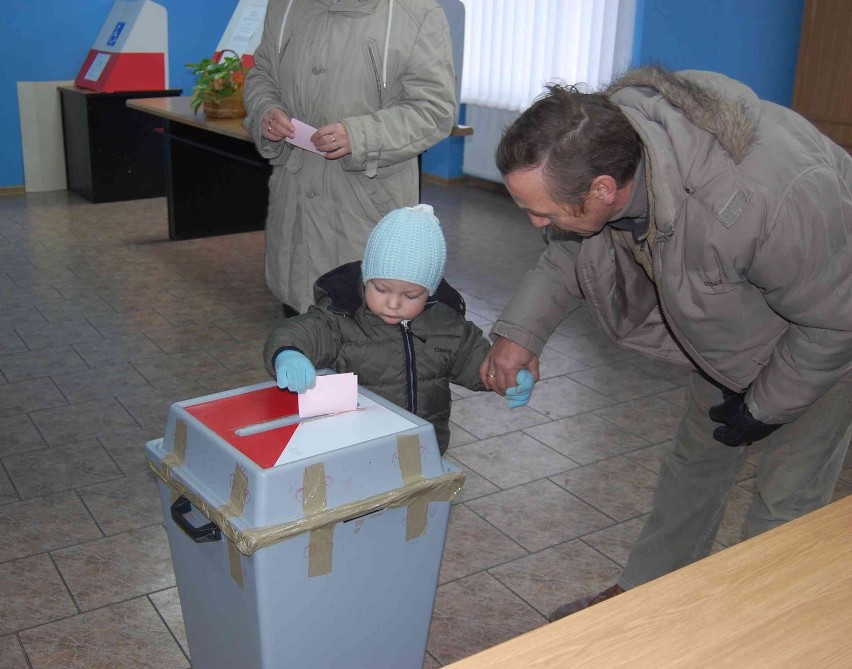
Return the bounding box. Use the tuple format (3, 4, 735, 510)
(400, 320, 418, 413)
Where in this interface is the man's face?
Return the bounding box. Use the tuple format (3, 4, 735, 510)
(504, 165, 611, 237)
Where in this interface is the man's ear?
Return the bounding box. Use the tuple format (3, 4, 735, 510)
(590, 175, 618, 206)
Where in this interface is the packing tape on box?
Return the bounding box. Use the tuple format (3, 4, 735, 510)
(302, 463, 332, 576)
(162, 419, 188, 468)
(396, 435, 427, 540)
(149, 459, 464, 560)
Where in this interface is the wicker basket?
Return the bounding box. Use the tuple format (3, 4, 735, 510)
(203, 91, 246, 119)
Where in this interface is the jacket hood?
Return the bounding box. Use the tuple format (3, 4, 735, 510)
(314, 261, 466, 317)
(606, 66, 759, 165)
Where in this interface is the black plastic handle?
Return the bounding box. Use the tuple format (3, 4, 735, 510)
(170, 496, 222, 543)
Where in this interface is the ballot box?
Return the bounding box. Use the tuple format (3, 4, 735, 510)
(147, 380, 463, 669)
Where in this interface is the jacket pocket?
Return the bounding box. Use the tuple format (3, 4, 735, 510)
(364, 40, 384, 109)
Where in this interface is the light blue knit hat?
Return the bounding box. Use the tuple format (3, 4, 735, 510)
(362, 204, 446, 295)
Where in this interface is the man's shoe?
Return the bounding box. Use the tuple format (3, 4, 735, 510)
(548, 584, 625, 622)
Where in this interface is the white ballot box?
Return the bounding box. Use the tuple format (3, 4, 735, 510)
(147, 380, 463, 669)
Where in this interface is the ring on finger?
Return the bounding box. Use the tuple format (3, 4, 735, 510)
(487, 373, 496, 379)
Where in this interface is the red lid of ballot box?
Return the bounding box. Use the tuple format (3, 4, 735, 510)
(184, 385, 299, 469)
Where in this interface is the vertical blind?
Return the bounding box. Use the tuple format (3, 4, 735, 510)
(460, 0, 636, 112)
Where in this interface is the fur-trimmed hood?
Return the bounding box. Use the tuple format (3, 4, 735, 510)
(606, 66, 759, 164)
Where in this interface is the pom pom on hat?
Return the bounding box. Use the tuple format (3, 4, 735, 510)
(362, 204, 446, 295)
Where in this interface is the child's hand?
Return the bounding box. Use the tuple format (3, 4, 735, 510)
(274, 350, 316, 393)
(505, 369, 535, 409)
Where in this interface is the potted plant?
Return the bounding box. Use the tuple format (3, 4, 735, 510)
(186, 49, 248, 118)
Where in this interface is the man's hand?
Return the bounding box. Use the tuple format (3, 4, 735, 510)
(709, 389, 781, 447)
(480, 336, 540, 395)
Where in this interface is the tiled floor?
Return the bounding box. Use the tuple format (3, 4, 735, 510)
(1, 183, 850, 668)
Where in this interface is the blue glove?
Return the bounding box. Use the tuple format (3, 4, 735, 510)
(505, 369, 535, 409)
(709, 388, 781, 447)
(274, 350, 316, 393)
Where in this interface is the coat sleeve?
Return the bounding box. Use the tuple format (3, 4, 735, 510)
(341, 6, 456, 174)
(490, 237, 587, 356)
(449, 320, 491, 392)
(263, 307, 343, 377)
(242, 4, 289, 160)
(745, 165, 852, 424)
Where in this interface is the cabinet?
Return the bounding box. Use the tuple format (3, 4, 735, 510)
(59, 86, 181, 202)
(792, 0, 852, 153)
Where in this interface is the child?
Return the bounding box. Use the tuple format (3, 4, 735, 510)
(263, 204, 534, 453)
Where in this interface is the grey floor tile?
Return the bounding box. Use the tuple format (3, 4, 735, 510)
(467, 480, 613, 552)
(78, 470, 163, 535)
(449, 392, 549, 440)
(551, 456, 659, 522)
(489, 540, 623, 618)
(0, 467, 17, 506)
(0, 413, 47, 458)
(29, 398, 139, 447)
(427, 572, 545, 666)
(52, 525, 175, 612)
(148, 588, 188, 655)
(3, 438, 122, 499)
(72, 334, 164, 368)
(51, 363, 152, 404)
(0, 378, 68, 417)
(568, 363, 677, 402)
(438, 505, 527, 584)
(526, 375, 616, 420)
(19, 598, 188, 669)
(442, 455, 500, 503)
(581, 516, 648, 567)
(451, 432, 576, 489)
(524, 412, 650, 465)
(15, 319, 103, 351)
(0, 346, 89, 383)
(0, 490, 102, 562)
(0, 554, 77, 635)
(99, 429, 162, 475)
(446, 421, 478, 448)
(0, 633, 29, 669)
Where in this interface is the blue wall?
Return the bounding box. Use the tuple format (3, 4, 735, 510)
(0, 0, 807, 189)
(633, 0, 805, 105)
(1, 0, 235, 189)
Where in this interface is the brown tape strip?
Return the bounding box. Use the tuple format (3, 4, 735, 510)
(221, 464, 249, 518)
(148, 460, 465, 557)
(397, 435, 424, 485)
(227, 538, 244, 587)
(162, 419, 188, 468)
(302, 463, 331, 577)
(397, 435, 427, 540)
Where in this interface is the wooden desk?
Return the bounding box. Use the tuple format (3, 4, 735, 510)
(127, 96, 271, 240)
(446, 495, 852, 668)
(128, 96, 472, 240)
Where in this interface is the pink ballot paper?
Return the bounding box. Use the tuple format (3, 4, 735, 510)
(298, 373, 358, 418)
(286, 118, 326, 155)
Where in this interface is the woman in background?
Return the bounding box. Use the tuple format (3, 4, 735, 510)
(243, 0, 457, 315)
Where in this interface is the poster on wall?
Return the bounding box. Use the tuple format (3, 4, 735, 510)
(74, 0, 168, 92)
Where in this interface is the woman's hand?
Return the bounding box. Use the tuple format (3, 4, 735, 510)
(263, 108, 294, 142)
(312, 122, 351, 159)
(480, 337, 540, 395)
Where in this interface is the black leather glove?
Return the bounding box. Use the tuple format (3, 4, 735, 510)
(709, 388, 782, 447)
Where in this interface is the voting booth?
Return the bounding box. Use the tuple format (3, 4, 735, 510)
(213, 0, 268, 69)
(147, 379, 463, 669)
(75, 0, 168, 92)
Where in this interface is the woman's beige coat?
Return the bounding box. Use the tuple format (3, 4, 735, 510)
(244, 0, 457, 312)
